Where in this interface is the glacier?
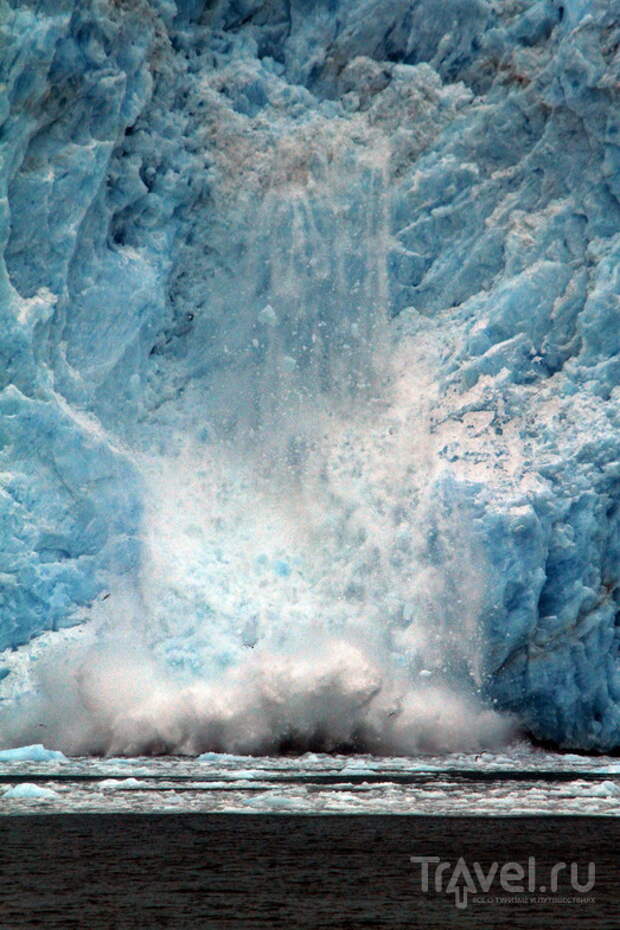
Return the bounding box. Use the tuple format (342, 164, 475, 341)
(1, 0, 620, 752)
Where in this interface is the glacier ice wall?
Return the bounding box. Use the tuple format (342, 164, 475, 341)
(1, 0, 620, 750)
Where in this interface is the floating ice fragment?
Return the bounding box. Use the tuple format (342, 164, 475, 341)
(99, 777, 150, 790)
(0, 744, 67, 763)
(242, 794, 299, 810)
(258, 304, 277, 325)
(3, 783, 58, 800)
(229, 769, 261, 780)
(588, 780, 620, 797)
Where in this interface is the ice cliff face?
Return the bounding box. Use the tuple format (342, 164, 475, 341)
(1, 0, 620, 750)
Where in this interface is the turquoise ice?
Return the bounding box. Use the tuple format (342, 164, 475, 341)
(1, 0, 620, 750)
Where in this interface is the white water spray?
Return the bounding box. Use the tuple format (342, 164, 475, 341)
(0, 70, 516, 755)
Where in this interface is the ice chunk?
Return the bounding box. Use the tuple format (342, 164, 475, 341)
(242, 794, 300, 811)
(588, 780, 620, 798)
(273, 560, 291, 578)
(98, 778, 150, 790)
(3, 783, 58, 800)
(258, 304, 278, 326)
(0, 745, 66, 763)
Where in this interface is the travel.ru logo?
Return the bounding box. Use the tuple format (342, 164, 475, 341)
(409, 855, 596, 910)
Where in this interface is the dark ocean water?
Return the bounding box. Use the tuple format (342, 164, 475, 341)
(0, 814, 617, 929)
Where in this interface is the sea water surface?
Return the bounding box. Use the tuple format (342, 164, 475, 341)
(1, 743, 620, 816)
